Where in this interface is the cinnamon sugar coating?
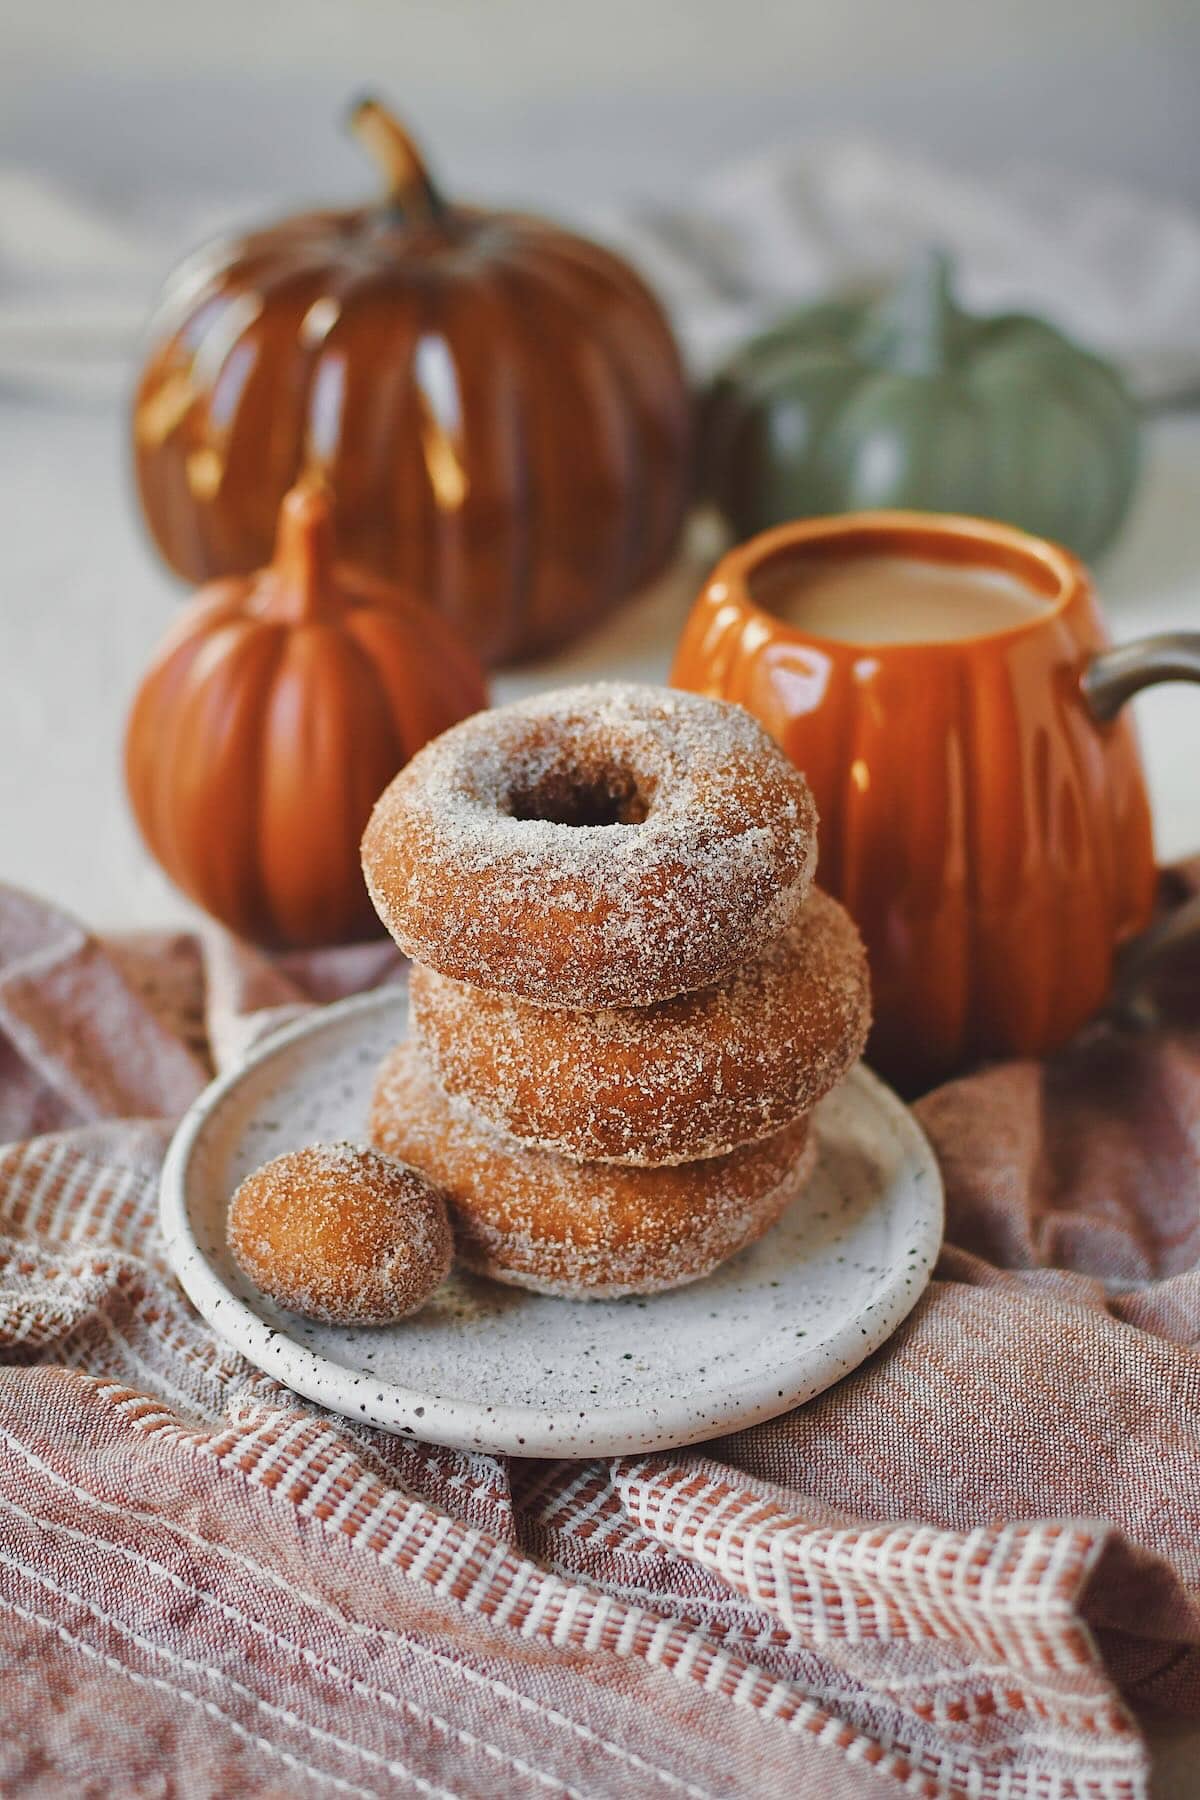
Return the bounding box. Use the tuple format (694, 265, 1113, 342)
(368, 1042, 817, 1299)
(226, 1142, 453, 1324)
(410, 888, 870, 1167)
(361, 683, 818, 1008)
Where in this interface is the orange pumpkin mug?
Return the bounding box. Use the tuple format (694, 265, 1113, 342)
(672, 511, 1200, 1091)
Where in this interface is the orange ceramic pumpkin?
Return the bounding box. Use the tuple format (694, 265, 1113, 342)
(125, 481, 488, 948)
(672, 512, 1158, 1091)
(131, 99, 692, 667)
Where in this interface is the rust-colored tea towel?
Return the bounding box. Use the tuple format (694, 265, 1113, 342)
(2, 882, 1198, 1799)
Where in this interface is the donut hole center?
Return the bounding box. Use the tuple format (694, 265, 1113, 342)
(507, 764, 651, 828)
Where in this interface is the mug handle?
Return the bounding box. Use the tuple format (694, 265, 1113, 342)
(1082, 632, 1200, 1026)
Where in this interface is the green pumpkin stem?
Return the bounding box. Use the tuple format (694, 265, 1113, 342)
(859, 248, 958, 376)
(348, 96, 446, 226)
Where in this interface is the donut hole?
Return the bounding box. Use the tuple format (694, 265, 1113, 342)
(506, 763, 651, 828)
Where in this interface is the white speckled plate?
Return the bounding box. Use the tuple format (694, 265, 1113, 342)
(161, 984, 942, 1458)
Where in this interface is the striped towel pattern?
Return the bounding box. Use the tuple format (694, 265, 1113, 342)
(2, 882, 1199, 1799)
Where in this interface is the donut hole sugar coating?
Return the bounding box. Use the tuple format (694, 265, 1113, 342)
(410, 887, 871, 1167)
(369, 1043, 817, 1300)
(226, 1142, 453, 1325)
(360, 682, 819, 1009)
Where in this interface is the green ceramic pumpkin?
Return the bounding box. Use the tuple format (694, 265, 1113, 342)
(703, 251, 1140, 560)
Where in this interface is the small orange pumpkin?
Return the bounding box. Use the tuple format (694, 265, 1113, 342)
(125, 480, 488, 947)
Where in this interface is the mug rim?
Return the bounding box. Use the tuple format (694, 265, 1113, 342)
(710, 510, 1087, 653)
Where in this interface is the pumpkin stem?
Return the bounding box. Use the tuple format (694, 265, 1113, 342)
(348, 96, 446, 226)
(267, 481, 339, 624)
(859, 247, 958, 377)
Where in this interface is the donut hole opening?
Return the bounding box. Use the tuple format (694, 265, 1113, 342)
(506, 764, 651, 828)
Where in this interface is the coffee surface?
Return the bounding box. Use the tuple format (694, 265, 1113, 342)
(751, 552, 1048, 644)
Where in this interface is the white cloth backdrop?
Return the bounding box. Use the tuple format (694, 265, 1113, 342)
(4, 139, 1200, 399)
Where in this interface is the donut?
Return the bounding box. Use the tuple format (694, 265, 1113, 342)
(368, 1043, 817, 1299)
(409, 887, 870, 1167)
(361, 683, 818, 1008)
(226, 1142, 453, 1325)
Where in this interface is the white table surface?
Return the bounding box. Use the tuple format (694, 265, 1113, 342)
(1, 392, 1199, 1797)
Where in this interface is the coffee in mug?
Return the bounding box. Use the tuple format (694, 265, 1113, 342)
(750, 551, 1047, 644)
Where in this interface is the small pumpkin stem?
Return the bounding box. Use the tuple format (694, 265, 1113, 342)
(860, 247, 958, 377)
(267, 481, 338, 624)
(348, 95, 445, 226)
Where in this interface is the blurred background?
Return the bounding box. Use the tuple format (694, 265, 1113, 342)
(5, 0, 1198, 210)
(2, 0, 1200, 936)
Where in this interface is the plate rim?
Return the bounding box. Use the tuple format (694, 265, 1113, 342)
(160, 987, 943, 1458)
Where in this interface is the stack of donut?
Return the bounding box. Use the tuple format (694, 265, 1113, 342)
(361, 683, 871, 1300)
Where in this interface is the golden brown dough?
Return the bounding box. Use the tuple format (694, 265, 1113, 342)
(369, 1043, 816, 1299)
(226, 1142, 453, 1324)
(410, 887, 869, 1166)
(361, 682, 817, 1008)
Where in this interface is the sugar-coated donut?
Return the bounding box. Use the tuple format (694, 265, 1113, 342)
(409, 888, 870, 1167)
(361, 683, 818, 1009)
(368, 1043, 816, 1299)
(226, 1142, 453, 1325)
